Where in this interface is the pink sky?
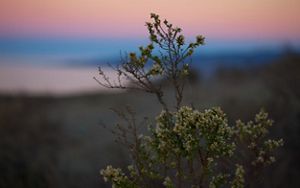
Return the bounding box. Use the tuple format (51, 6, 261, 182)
(1, 0, 300, 40)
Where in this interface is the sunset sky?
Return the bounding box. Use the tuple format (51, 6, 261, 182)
(0, 0, 300, 94)
(1, 0, 300, 41)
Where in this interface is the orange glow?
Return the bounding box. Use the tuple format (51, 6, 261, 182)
(1, 0, 300, 40)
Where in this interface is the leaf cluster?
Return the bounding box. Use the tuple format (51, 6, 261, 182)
(98, 13, 283, 188)
(101, 106, 282, 188)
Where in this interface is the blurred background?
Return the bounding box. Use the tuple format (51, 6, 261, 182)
(0, 0, 300, 187)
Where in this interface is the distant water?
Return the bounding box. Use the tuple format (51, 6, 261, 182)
(1, 37, 296, 66)
(0, 37, 149, 66)
(0, 37, 298, 95)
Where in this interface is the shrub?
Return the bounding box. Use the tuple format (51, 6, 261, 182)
(95, 13, 283, 188)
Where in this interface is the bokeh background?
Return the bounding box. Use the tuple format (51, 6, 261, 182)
(0, 0, 300, 187)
